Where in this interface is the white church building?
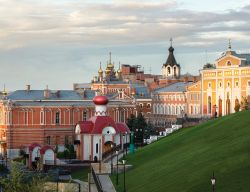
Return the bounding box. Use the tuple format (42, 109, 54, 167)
(75, 95, 130, 161)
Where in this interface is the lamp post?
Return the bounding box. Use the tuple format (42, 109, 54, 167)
(122, 134, 125, 159)
(211, 171, 216, 192)
(111, 144, 114, 175)
(122, 159, 126, 192)
(116, 150, 119, 185)
(125, 132, 128, 155)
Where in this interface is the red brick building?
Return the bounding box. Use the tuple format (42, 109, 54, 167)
(0, 86, 136, 159)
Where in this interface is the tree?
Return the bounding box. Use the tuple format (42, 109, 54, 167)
(234, 103, 240, 112)
(127, 114, 136, 132)
(241, 96, 248, 110)
(144, 121, 157, 139)
(0, 162, 49, 192)
(127, 113, 149, 145)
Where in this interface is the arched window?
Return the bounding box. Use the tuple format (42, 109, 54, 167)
(168, 67, 171, 74)
(208, 96, 212, 114)
(227, 61, 231, 66)
(174, 67, 177, 76)
(172, 106, 175, 115)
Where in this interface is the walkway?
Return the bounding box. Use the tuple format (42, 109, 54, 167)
(97, 174, 116, 192)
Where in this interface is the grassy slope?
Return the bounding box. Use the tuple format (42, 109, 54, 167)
(118, 111, 250, 192)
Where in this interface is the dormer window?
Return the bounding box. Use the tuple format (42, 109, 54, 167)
(227, 61, 231, 66)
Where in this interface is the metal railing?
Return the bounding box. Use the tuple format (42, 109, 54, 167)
(91, 167, 103, 192)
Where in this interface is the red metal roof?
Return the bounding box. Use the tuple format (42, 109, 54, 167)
(116, 122, 130, 133)
(29, 142, 41, 151)
(40, 145, 54, 155)
(78, 116, 130, 134)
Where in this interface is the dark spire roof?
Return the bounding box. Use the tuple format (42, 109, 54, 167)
(163, 45, 179, 67)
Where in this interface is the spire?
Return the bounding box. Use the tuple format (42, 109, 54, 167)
(98, 62, 103, 74)
(109, 52, 112, 64)
(2, 84, 7, 96)
(117, 62, 121, 73)
(228, 39, 232, 50)
(164, 38, 178, 67)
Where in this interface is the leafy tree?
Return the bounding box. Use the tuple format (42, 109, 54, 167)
(234, 103, 240, 112)
(127, 114, 136, 132)
(241, 96, 248, 110)
(144, 121, 157, 139)
(0, 162, 50, 192)
(127, 113, 152, 145)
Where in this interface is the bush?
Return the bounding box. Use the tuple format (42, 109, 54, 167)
(234, 103, 240, 112)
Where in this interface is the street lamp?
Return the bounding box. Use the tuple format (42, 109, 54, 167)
(111, 144, 114, 175)
(116, 150, 119, 185)
(122, 159, 126, 192)
(122, 134, 125, 159)
(211, 172, 216, 192)
(125, 132, 128, 155)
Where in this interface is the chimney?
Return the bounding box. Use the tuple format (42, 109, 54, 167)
(44, 85, 50, 99)
(26, 85, 31, 92)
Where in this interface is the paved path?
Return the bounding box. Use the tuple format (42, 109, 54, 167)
(97, 174, 116, 192)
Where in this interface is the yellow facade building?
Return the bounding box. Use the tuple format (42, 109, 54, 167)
(200, 44, 250, 117)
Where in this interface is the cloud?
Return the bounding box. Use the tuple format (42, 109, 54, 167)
(0, 0, 250, 90)
(0, 0, 249, 51)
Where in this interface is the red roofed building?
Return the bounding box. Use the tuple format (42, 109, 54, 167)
(75, 95, 130, 161)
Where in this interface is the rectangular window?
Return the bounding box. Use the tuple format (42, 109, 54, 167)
(96, 143, 98, 153)
(56, 136, 60, 145)
(46, 136, 51, 145)
(65, 136, 69, 145)
(83, 111, 88, 121)
(40, 111, 44, 125)
(55, 112, 60, 125)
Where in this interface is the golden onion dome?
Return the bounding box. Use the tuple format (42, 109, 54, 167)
(98, 68, 103, 73)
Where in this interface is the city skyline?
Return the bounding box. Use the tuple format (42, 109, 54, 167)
(0, 0, 250, 90)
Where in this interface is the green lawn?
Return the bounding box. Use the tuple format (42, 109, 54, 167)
(71, 166, 90, 182)
(114, 110, 250, 192)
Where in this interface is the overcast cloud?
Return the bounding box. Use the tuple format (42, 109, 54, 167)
(0, 0, 250, 90)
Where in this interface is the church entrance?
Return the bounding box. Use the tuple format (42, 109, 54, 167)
(218, 99, 222, 117)
(103, 141, 115, 154)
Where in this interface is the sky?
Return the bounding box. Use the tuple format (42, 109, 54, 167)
(0, 0, 250, 91)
